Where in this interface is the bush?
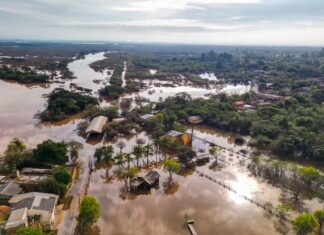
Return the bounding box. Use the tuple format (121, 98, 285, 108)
(54, 167, 72, 185)
(78, 196, 100, 229)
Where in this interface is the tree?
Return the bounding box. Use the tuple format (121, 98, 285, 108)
(54, 167, 72, 185)
(124, 153, 133, 168)
(77, 196, 100, 229)
(143, 143, 153, 164)
(314, 210, 324, 235)
(209, 146, 220, 163)
(33, 140, 68, 165)
(67, 141, 83, 162)
(39, 178, 66, 197)
(163, 159, 180, 184)
(15, 227, 47, 235)
(117, 141, 126, 153)
(94, 145, 114, 162)
(293, 213, 317, 235)
(4, 138, 28, 171)
(123, 166, 140, 191)
(114, 153, 124, 168)
(133, 145, 143, 167)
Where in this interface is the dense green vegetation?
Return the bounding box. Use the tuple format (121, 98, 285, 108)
(0, 65, 50, 83)
(133, 49, 324, 87)
(154, 91, 324, 162)
(39, 88, 98, 121)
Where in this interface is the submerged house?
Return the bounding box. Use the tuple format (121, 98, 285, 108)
(130, 171, 160, 191)
(187, 116, 203, 124)
(8, 192, 59, 231)
(164, 130, 191, 145)
(196, 154, 211, 165)
(85, 115, 108, 137)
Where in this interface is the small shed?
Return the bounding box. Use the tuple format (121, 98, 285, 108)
(130, 171, 160, 191)
(187, 116, 203, 124)
(143, 171, 160, 186)
(196, 154, 210, 165)
(85, 116, 108, 136)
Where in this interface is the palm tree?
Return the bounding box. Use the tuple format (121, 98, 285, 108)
(153, 139, 160, 162)
(132, 145, 143, 167)
(123, 167, 140, 191)
(209, 146, 220, 163)
(124, 153, 133, 169)
(143, 143, 154, 165)
(114, 153, 124, 168)
(117, 141, 126, 154)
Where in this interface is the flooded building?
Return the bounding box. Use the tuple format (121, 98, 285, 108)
(130, 171, 160, 191)
(196, 154, 211, 165)
(187, 116, 203, 124)
(85, 115, 108, 137)
(165, 130, 191, 145)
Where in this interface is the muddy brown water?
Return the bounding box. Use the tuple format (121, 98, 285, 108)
(0, 52, 321, 235)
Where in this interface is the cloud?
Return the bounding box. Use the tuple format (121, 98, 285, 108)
(54, 19, 252, 32)
(109, 0, 261, 12)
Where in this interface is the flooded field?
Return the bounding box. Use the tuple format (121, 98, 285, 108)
(0, 52, 322, 235)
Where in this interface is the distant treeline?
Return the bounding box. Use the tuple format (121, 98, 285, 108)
(0, 65, 50, 83)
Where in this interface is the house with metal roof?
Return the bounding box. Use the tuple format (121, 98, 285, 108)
(8, 192, 59, 231)
(164, 130, 191, 145)
(85, 115, 108, 136)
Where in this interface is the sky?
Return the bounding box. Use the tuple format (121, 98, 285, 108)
(0, 0, 324, 46)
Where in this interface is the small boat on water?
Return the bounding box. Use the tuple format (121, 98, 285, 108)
(186, 218, 197, 235)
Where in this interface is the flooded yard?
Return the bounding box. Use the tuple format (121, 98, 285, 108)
(0, 51, 322, 235)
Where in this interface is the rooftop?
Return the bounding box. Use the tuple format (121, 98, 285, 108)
(5, 207, 27, 230)
(0, 182, 23, 197)
(165, 130, 184, 138)
(9, 192, 58, 213)
(85, 115, 108, 134)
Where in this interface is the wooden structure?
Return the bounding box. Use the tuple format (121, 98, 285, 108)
(187, 219, 197, 235)
(130, 171, 160, 191)
(187, 116, 203, 124)
(196, 154, 210, 165)
(85, 116, 107, 137)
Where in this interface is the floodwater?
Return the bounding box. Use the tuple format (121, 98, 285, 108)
(0, 52, 321, 235)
